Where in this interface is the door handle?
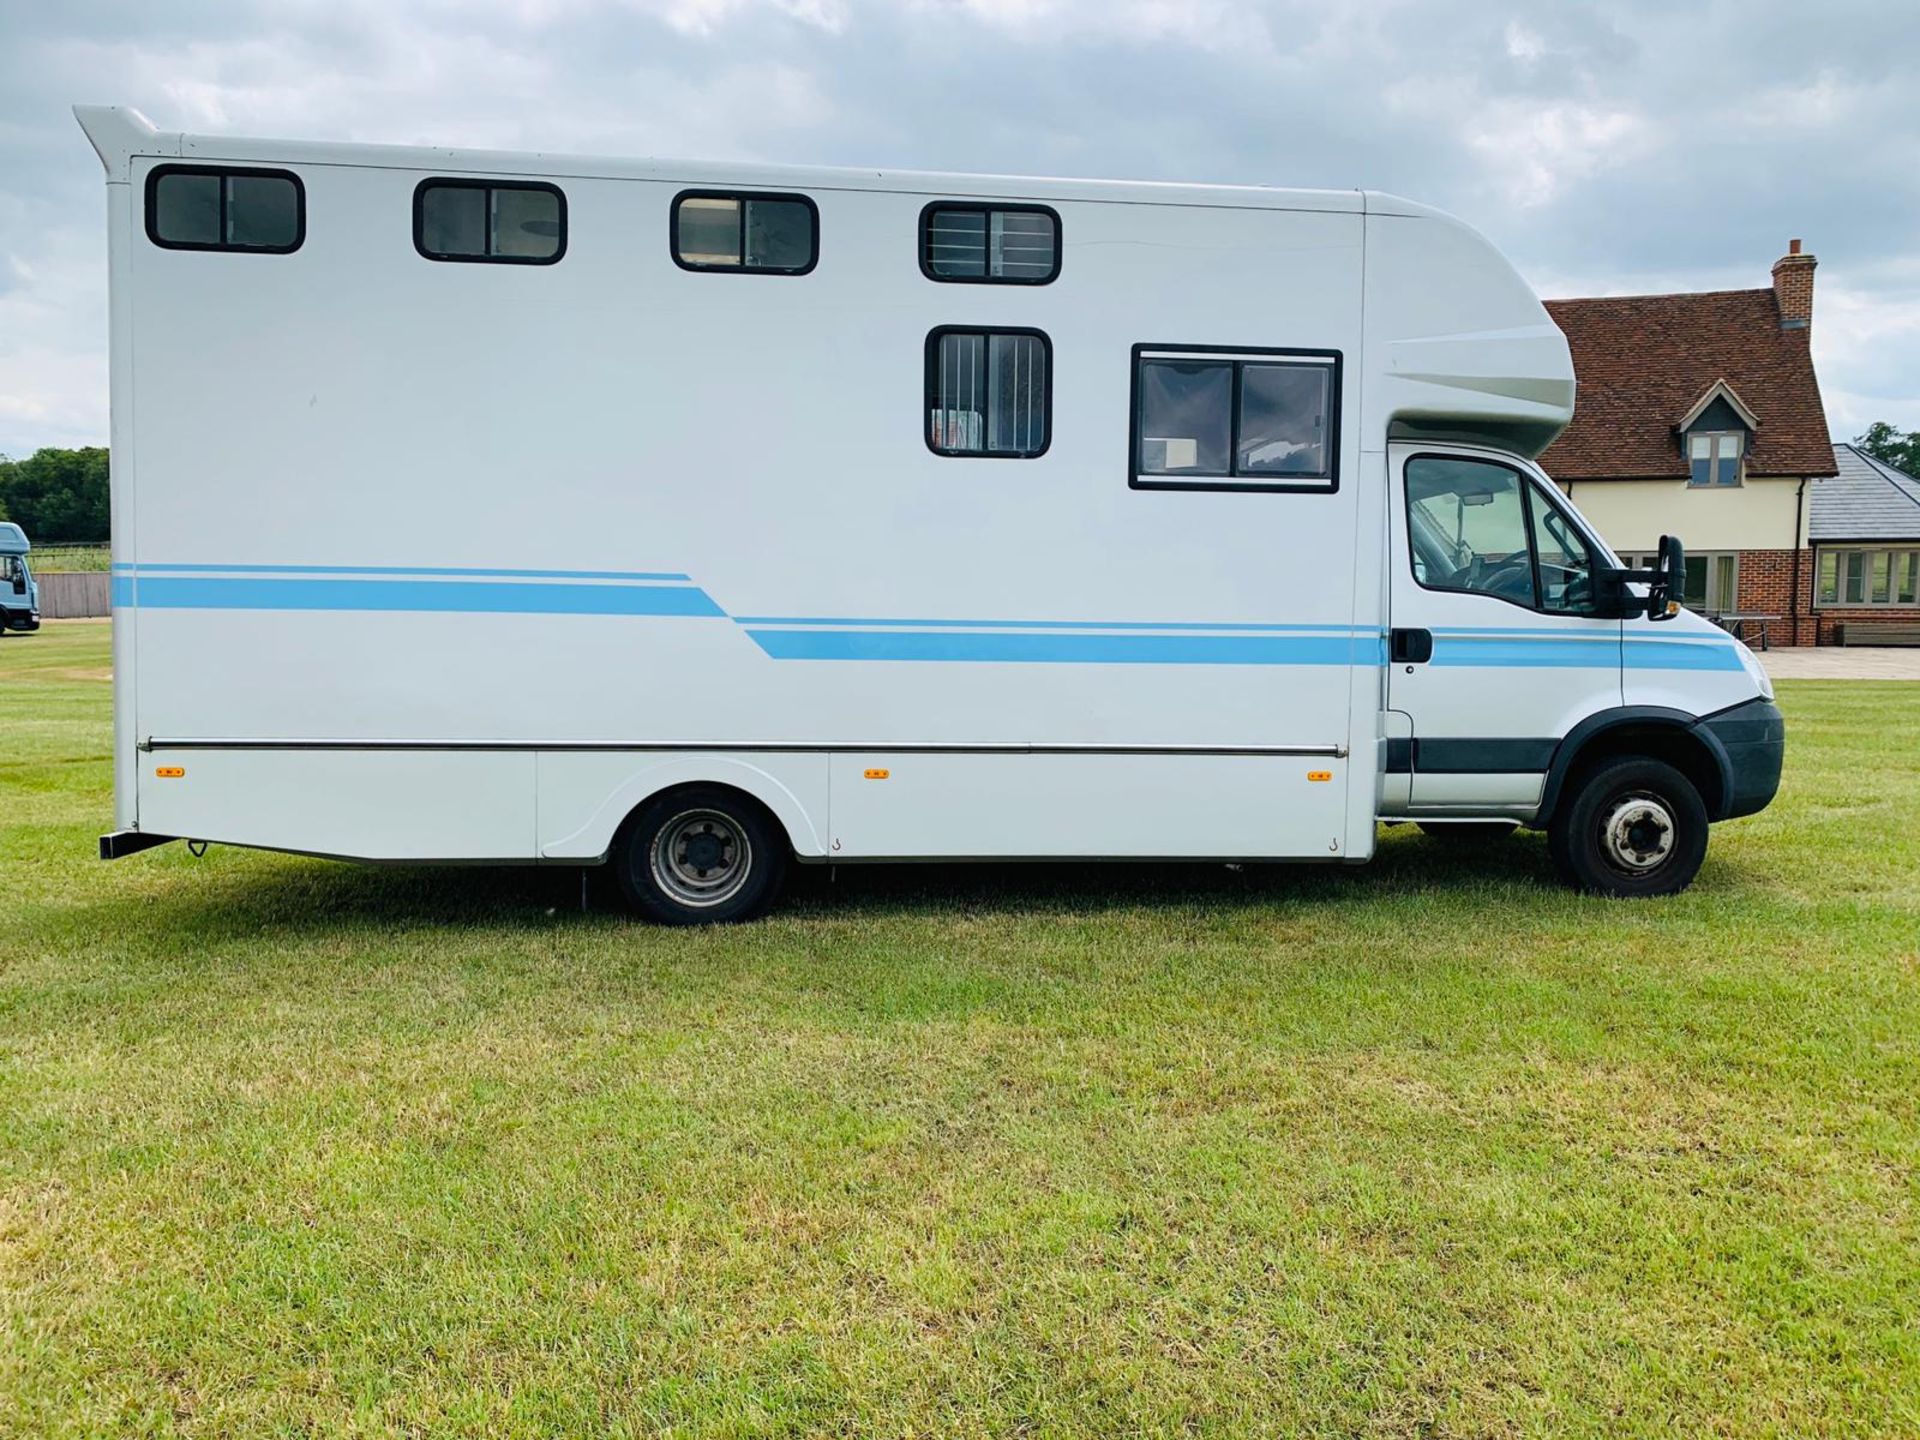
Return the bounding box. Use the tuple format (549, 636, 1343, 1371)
(1390, 627, 1433, 664)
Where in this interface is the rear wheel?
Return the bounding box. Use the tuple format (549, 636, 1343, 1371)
(1548, 757, 1708, 898)
(613, 785, 787, 924)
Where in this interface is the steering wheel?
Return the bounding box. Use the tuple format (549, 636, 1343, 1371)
(1478, 556, 1535, 602)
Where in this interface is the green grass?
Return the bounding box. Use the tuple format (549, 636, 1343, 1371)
(3, 619, 1918, 1438)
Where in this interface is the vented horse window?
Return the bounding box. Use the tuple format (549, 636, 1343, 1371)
(415, 179, 566, 264)
(925, 328, 1051, 458)
(147, 166, 304, 253)
(1131, 345, 1340, 492)
(921, 204, 1059, 284)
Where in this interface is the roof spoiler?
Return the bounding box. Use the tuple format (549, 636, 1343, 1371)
(73, 105, 172, 182)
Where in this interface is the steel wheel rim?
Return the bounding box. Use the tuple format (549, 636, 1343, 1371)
(1599, 791, 1676, 875)
(649, 808, 751, 907)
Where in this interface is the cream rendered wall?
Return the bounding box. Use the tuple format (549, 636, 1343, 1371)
(1551, 475, 1806, 554)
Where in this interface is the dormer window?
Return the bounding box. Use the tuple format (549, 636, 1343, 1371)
(1675, 379, 1758, 489)
(1689, 431, 1744, 487)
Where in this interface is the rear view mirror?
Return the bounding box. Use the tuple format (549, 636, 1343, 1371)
(1602, 535, 1686, 621)
(1648, 534, 1686, 622)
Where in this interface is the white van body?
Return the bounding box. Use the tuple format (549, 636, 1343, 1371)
(78, 106, 1782, 904)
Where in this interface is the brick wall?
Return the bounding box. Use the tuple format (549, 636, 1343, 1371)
(1810, 607, 1920, 645)
(1732, 547, 1810, 646)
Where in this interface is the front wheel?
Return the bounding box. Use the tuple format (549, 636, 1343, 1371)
(613, 785, 788, 924)
(1548, 758, 1708, 898)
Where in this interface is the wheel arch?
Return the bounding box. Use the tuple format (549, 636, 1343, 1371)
(541, 756, 825, 863)
(1538, 706, 1732, 825)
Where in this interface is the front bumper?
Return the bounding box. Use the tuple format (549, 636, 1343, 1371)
(1697, 698, 1785, 820)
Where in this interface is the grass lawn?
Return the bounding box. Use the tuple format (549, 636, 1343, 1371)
(3, 619, 1917, 1437)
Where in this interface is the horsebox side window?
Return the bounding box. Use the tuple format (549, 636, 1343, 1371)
(147, 166, 304, 253)
(672, 191, 818, 274)
(415, 179, 567, 264)
(1130, 345, 1339, 492)
(925, 327, 1051, 458)
(920, 204, 1059, 284)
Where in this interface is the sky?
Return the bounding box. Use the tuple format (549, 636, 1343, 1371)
(2, 0, 1917, 459)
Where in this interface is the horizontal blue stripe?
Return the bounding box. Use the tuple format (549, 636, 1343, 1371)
(1624, 638, 1749, 672)
(1429, 625, 1618, 637)
(117, 562, 690, 582)
(119, 575, 723, 617)
(1432, 637, 1619, 669)
(747, 628, 1379, 665)
(734, 616, 1366, 633)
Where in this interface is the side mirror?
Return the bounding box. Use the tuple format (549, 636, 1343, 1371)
(1598, 534, 1686, 621)
(1648, 534, 1686, 622)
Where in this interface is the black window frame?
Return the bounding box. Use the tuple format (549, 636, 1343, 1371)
(1402, 451, 1606, 617)
(670, 189, 819, 276)
(923, 325, 1054, 460)
(144, 164, 306, 255)
(1128, 343, 1342, 495)
(413, 178, 568, 266)
(918, 201, 1062, 286)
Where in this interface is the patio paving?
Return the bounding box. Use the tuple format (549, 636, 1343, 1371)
(1761, 646, 1920, 680)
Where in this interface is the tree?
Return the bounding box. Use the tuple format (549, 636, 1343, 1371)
(0, 447, 110, 542)
(1853, 422, 1920, 477)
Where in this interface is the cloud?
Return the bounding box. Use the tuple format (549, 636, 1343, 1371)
(2, 0, 1918, 458)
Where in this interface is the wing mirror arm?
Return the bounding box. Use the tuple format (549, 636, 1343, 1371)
(1598, 534, 1686, 622)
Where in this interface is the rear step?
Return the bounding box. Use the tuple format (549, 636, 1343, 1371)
(99, 830, 176, 860)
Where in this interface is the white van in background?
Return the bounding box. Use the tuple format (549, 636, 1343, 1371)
(77, 106, 1783, 921)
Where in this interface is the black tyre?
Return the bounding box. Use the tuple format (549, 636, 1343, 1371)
(613, 785, 788, 924)
(1417, 821, 1519, 841)
(1547, 757, 1708, 898)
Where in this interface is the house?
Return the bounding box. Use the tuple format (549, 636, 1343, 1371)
(1808, 443, 1920, 642)
(1541, 241, 1835, 646)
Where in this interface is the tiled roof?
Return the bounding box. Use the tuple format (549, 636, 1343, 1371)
(1539, 289, 1836, 481)
(1811, 444, 1920, 542)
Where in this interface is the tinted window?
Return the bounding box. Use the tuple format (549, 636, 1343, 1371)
(672, 192, 817, 274)
(153, 171, 220, 245)
(148, 166, 303, 253)
(1236, 364, 1330, 477)
(926, 328, 1050, 458)
(415, 180, 566, 264)
(1138, 361, 1232, 475)
(1132, 348, 1339, 491)
(922, 205, 1059, 283)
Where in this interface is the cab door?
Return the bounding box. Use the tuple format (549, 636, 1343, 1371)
(1385, 445, 1622, 814)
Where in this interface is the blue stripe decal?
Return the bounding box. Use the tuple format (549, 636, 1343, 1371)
(746, 628, 1379, 665)
(1624, 639, 1748, 672)
(115, 562, 690, 581)
(124, 575, 724, 618)
(734, 616, 1363, 633)
(1432, 637, 1619, 669)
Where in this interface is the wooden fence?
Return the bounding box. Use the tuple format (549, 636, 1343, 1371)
(37, 571, 112, 619)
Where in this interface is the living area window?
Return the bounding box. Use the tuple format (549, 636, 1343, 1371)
(1688, 431, 1744, 487)
(1131, 345, 1340, 492)
(1816, 547, 1920, 607)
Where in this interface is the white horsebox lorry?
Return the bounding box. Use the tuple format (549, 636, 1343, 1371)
(77, 105, 1783, 921)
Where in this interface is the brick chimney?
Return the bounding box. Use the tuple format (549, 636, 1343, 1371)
(1772, 238, 1816, 334)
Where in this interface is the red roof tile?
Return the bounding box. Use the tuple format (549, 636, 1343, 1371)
(1539, 288, 1835, 481)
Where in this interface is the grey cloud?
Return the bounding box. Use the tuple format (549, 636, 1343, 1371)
(1, 0, 1917, 456)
